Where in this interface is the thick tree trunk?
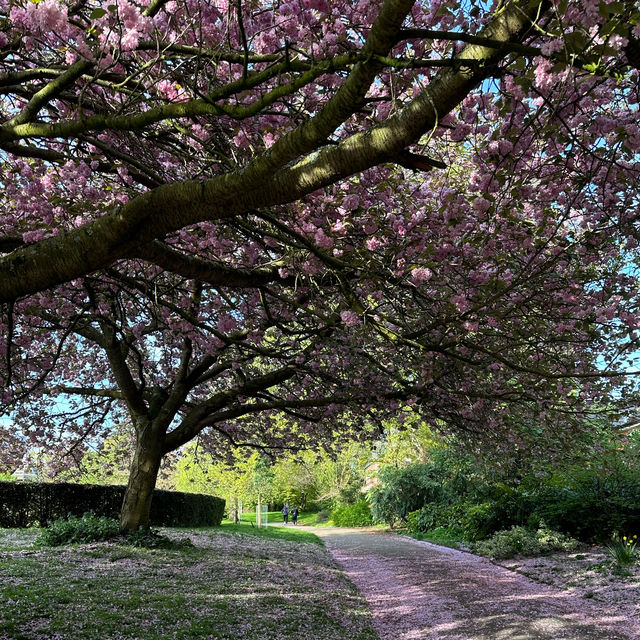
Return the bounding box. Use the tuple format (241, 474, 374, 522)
(119, 428, 164, 532)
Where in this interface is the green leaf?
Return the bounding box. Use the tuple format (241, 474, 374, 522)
(563, 32, 588, 55)
(90, 7, 108, 19)
(599, 2, 625, 18)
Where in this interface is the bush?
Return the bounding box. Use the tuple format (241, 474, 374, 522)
(38, 513, 120, 546)
(472, 524, 580, 560)
(149, 488, 225, 527)
(124, 528, 195, 549)
(331, 500, 372, 527)
(528, 468, 640, 541)
(369, 464, 447, 526)
(38, 513, 197, 548)
(0, 481, 225, 528)
(406, 502, 466, 533)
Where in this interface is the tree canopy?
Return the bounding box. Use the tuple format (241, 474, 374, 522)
(1, 0, 640, 528)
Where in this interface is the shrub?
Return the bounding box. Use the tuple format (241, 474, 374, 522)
(0, 481, 225, 528)
(406, 502, 466, 533)
(124, 528, 194, 549)
(369, 464, 447, 526)
(472, 524, 580, 560)
(331, 500, 372, 527)
(529, 468, 640, 542)
(460, 500, 522, 540)
(38, 513, 197, 549)
(38, 513, 120, 546)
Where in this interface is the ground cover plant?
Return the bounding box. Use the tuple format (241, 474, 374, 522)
(0, 526, 378, 640)
(471, 524, 582, 560)
(37, 512, 121, 546)
(496, 546, 640, 637)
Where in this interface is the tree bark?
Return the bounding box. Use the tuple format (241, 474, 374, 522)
(119, 426, 164, 532)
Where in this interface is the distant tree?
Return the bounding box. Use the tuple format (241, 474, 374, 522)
(176, 444, 276, 516)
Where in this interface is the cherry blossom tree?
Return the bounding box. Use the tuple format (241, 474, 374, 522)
(2, 0, 640, 530)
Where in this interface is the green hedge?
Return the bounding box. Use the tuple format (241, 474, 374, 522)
(0, 482, 225, 528)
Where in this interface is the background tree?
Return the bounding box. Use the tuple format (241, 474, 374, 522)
(1, 0, 640, 530)
(176, 444, 276, 518)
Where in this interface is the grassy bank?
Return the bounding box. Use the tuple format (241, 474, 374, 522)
(0, 526, 378, 640)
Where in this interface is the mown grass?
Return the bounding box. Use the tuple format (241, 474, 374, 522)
(0, 525, 379, 640)
(239, 509, 325, 526)
(220, 519, 323, 545)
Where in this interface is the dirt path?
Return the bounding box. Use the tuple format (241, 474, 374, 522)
(308, 527, 634, 640)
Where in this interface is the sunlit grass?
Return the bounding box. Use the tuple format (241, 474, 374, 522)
(219, 519, 324, 545)
(237, 509, 328, 526)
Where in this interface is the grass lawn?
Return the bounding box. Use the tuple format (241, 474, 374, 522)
(238, 510, 327, 526)
(0, 525, 379, 640)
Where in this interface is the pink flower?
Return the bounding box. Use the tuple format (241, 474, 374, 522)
(366, 236, 383, 251)
(314, 228, 334, 249)
(411, 267, 433, 285)
(342, 194, 360, 210)
(340, 311, 360, 327)
(216, 313, 238, 333)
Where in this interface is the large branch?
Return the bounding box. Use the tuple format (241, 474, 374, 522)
(134, 240, 291, 287)
(0, 0, 546, 303)
(162, 362, 299, 452)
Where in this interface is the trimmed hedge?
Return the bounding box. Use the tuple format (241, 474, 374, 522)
(0, 481, 225, 528)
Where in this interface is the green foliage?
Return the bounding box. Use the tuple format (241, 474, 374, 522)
(59, 426, 134, 486)
(330, 500, 372, 527)
(472, 524, 581, 560)
(406, 502, 465, 533)
(124, 528, 195, 550)
(373, 416, 442, 467)
(413, 525, 467, 548)
(605, 534, 638, 567)
(379, 428, 640, 544)
(527, 466, 640, 541)
(38, 513, 120, 546)
(369, 464, 447, 525)
(176, 447, 275, 508)
(221, 521, 324, 545)
(0, 481, 225, 528)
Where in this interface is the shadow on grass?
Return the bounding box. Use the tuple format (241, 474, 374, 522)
(215, 520, 324, 545)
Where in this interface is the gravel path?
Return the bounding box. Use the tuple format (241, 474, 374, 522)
(308, 527, 635, 640)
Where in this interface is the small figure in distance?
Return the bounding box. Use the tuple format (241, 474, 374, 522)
(291, 505, 299, 525)
(282, 503, 289, 525)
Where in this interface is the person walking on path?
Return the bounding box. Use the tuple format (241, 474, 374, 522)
(281, 504, 289, 524)
(291, 506, 299, 525)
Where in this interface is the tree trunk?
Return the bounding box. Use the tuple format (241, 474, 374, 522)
(119, 428, 163, 532)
